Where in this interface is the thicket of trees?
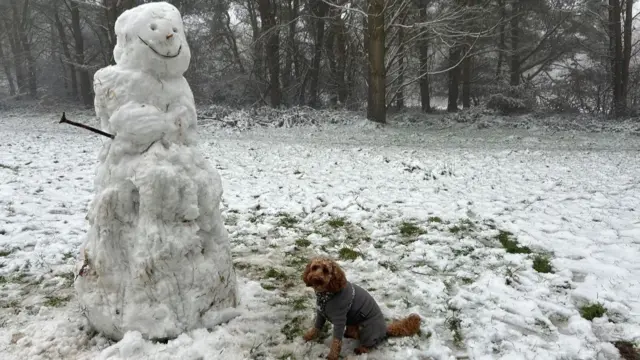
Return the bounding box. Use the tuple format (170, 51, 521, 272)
(1, 0, 639, 123)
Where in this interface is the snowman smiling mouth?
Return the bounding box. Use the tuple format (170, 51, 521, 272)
(138, 36, 182, 58)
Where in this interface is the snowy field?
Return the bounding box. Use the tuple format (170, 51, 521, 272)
(1, 112, 640, 360)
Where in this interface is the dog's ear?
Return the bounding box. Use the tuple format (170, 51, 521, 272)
(302, 260, 313, 286)
(326, 260, 347, 293)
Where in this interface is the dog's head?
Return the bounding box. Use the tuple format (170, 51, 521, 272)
(302, 257, 347, 293)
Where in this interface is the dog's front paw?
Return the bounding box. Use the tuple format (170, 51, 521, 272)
(302, 327, 318, 342)
(327, 338, 342, 360)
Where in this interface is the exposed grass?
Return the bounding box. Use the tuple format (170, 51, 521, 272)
(532, 255, 553, 273)
(338, 247, 362, 260)
(326, 217, 347, 228)
(265, 268, 289, 281)
(290, 297, 307, 311)
(496, 230, 532, 254)
(427, 216, 443, 223)
(261, 283, 276, 291)
(379, 260, 399, 272)
(43, 295, 71, 308)
(580, 303, 607, 321)
(399, 221, 425, 236)
(281, 315, 306, 340)
(295, 238, 311, 247)
(284, 255, 308, 270)
(0, 276, 6, 284)
(0, 249, 12, 257)
(452, 246, 475, 257)
(62, 252, 74, 261)
(447, 314, 463, 347)
(278, 213, 299, 228)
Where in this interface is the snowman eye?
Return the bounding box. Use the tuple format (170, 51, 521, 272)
(150, 23, 157, 31)
(173, 27, 178, 33)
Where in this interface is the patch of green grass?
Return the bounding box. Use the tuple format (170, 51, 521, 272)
(1, 299, 20, 308)
(281, 315, 306, 340)
(459, 277, 474, 285)
(278, 213, 299, 228)
(43, 295, 71, 308)
(261, 283, 276, 290)
(0, 249, 12, 257)
(285, 255, 308, 270)
(290, 297, 307, 311)
(580, 303, 607, 321)
(427, 216, 443, 223)
(295, 238, 311, 247)
(338, 247, 362, 260)
(452, 246, 475, 257)
(326, 217, 347, 228)
(11, 273, 30, 284)
(532, 255, 553, 273)
(0, 276, 6, 284)
(265, 268, 289, 281)
(447, 314, 463, 347)
(399, 221, 425, 236)
(496, 230, 532, 254)
(379, 260, 399, 272)
(62, 252, 74, 261)
(449, 218, 475, 234)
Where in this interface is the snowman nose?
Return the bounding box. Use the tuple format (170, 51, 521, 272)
(166, 33, 173, 39)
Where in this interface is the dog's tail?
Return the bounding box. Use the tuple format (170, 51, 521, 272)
(386, 313, 421, 337)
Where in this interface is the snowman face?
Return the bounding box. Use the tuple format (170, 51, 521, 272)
(113, 2, 191, 77)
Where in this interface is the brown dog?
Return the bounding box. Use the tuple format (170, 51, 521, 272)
(302, 257, 421, 359)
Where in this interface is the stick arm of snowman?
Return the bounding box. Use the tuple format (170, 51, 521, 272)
(59, 112, 115, 139)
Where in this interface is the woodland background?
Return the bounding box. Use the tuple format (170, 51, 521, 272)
(0, 0, 639, 124)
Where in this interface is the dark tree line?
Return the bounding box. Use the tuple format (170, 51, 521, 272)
(0, 0, 638, 122)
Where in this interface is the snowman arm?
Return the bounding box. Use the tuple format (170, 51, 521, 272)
(110, 102, 176, 145)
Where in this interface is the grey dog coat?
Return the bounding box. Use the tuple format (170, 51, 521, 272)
(314, 281, 387, 347)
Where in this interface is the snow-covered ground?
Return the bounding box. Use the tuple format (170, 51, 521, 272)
(1, 112, 639, 360)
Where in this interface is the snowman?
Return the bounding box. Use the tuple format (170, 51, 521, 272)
(75, 2, 238, 341)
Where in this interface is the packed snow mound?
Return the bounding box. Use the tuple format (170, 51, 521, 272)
(75, 1, 238, 341)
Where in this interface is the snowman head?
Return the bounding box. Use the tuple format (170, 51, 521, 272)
(113, 2, 190, 77)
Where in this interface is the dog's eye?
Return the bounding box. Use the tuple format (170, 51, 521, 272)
(311, 265, 318, 271)
(322, 267, 329, 274)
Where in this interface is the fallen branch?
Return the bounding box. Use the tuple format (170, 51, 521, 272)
(59, 112, 114, 139)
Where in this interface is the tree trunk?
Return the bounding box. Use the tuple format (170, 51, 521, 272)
(246, 0, 263, 81)
(367, 0, 386, 123)
(282, 0, 295, 99)
(15, 0, 37, 98)
(417, 0, 430, 112)
(335, 17, 348, 104)
(447, 46, 461, 112)
(4, 17, 26, 97)
(54, 6, 78, 98)
(509, 0, 520, 86)
(609, 0, 625, 117)
(308, 0, 328, 108)
(396, 26, 405, 110)
(462, 55, 471, 109)
(71, 0, 93, 106)
(325, 13, 338, 106)
(0, 39, 16, 96)
(462, 0, 475, 109)
(364, 15, 372, 118)
(496, 0, 506, 80)
(257, 0, 282, 107)
(621, 0, 632, 108)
